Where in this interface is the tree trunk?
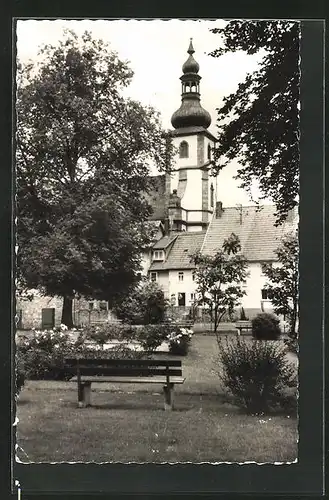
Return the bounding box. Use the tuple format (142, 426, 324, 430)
(61, 296, 74, 328)
(290, 299, 298, 339)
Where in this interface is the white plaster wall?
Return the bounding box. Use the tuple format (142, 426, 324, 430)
(241, 262, 268, 309)
(156, 271, 170, 297)
(187, 210, 203, 222)
(173, 135, 198, 167)
(188, 225, 204, 232)
(181, 169, 202, 210)
(168, 269, 197, 305)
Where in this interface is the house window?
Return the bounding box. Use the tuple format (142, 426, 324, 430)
(207, 144, 212, 160)
(153, 250, 164, 261)
(178, 271, 184, 282)
(261, 288, 272, 300)
(190, 293, 196, 302)
(170, 294, 176, 306)
(99, 301, 108, 311)
(179, 141, 189, 158)
(192, 271, 196, 281)
(150, 272, 157, 282)
(88, 302, 94, 310)
(178, 292, 186, 306)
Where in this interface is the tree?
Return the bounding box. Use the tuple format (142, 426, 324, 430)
(262, 231, 299, 338)
(209, 21, 300, 225)
(16, 30, 173, 327)
(190, 233, 249, 332)
(113, 279, 168, 325)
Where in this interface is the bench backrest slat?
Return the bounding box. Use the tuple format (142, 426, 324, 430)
(65, 358, 182, 368)
(66, 366, 182, 377)
(64, 358, 182, 378)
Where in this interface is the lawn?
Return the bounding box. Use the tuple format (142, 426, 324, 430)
(16, 334, 298, 463)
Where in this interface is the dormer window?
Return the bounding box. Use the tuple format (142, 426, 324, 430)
(153, 250, 164, 261)
(179, 141, 189, 158)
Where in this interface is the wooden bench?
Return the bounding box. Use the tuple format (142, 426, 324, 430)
(164, 321, 194, 330)
(65, 358, 185, 411)
(235, 320, 252, 336)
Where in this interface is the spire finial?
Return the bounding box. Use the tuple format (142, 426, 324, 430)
(188, 38, 195, 55)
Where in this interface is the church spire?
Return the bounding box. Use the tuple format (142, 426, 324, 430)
(171, 40, 211, 130)
(187, 38, 195, 54)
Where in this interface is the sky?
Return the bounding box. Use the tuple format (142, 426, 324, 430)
(16, 19, 269, 206)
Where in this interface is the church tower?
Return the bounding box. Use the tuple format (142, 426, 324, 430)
(167, 39, 217, 232)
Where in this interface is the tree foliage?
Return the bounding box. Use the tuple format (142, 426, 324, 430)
(210, 21, 300, 225)
(262, 231, 299, 338)
(191, 233, 249, 332)
(16, 30, 173, 326)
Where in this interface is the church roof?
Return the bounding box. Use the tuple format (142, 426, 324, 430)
(202, 204, 298, 261)
(149, 204, 298, 271)
(143, 175, 166, 221)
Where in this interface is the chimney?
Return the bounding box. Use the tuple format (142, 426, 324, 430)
(216, 201, 223, 218)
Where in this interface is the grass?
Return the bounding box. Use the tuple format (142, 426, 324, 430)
(16, 335, 298, 463)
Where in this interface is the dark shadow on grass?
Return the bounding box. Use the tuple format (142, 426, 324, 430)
(67, 402, 194, 411)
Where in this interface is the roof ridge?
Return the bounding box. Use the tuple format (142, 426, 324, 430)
(219, 203, 276, 210)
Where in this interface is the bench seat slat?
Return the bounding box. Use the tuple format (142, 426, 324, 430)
(69, 375, 185, 384)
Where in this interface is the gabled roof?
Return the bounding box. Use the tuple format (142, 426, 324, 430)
(202, 205, 298, 261)
(148, 204, 298, 273)
(153, 234, 177, 250)
(143, 175, 166, 221)
(149, 231, 205, 271)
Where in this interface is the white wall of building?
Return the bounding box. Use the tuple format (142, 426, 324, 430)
(168, 269, 197, 305)
(173, 135, 198, 167)
(153, 262, 276, 313)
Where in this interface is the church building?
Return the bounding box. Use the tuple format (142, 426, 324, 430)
(16, 40, 298, 329)
(142, 40, 298, 319)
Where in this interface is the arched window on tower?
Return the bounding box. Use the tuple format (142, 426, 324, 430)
(207, 144, 212, 160)
(179, 141, 189, 158)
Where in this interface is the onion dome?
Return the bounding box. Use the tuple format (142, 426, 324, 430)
(182, 39, 200, 74)
(171, 39, 211, 130)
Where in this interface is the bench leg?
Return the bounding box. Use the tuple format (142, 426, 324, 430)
(78, 382, 91, 408)
(163, 383, 174, 411)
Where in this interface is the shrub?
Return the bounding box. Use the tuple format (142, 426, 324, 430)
(138, 324, 168, 352)
(284, 336, 299, 354)
(240, 307, 248, 321)
(113, 280, 168, 325)
(252, 312, 281, 340)
(16, 353, 26, 393)
(17, 326, 83, 380)
(167, 327, 193, 356)
(217, 336, 297, 414)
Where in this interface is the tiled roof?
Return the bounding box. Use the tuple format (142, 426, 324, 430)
(153, 234, 177, 249)
(202, 205, 298, 261)
(149, 231, 205, 270)
(143, 175, 166, 221)
(148, 204, 298, 272)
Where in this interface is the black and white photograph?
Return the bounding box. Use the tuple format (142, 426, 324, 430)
(15, 18, 300, 465)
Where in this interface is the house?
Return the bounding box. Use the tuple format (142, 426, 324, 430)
(145, 202, 298, 320)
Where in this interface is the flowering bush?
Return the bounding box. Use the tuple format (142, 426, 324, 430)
(167, 327, 193, 355)
(16, 324, 82, 380)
